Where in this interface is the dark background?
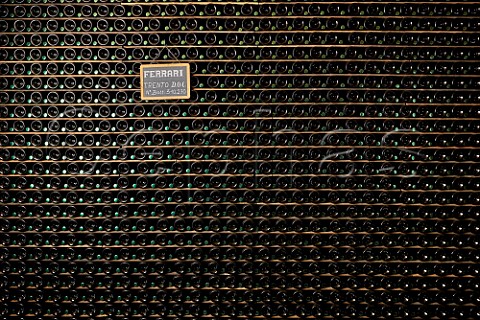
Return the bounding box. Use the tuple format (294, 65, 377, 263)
(0, 1, 479, 319)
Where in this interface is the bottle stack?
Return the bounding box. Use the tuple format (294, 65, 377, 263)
(0, 1, 479, 318)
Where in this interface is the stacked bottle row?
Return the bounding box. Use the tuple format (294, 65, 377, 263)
(2, 47, 480, 63)
(0, 286, 478, 318)
(2, 60, 480, 75)
(1, 3, 479, 17)
(2, 203, 479, 218)
(1, 216, 479, 235)
(2, 104, 480, 117)
(2, 31, 480, 46)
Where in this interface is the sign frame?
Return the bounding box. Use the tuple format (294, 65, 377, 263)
(140, 63, 191, 100)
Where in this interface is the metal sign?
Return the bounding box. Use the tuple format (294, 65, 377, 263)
(140, 63, 190, 100)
